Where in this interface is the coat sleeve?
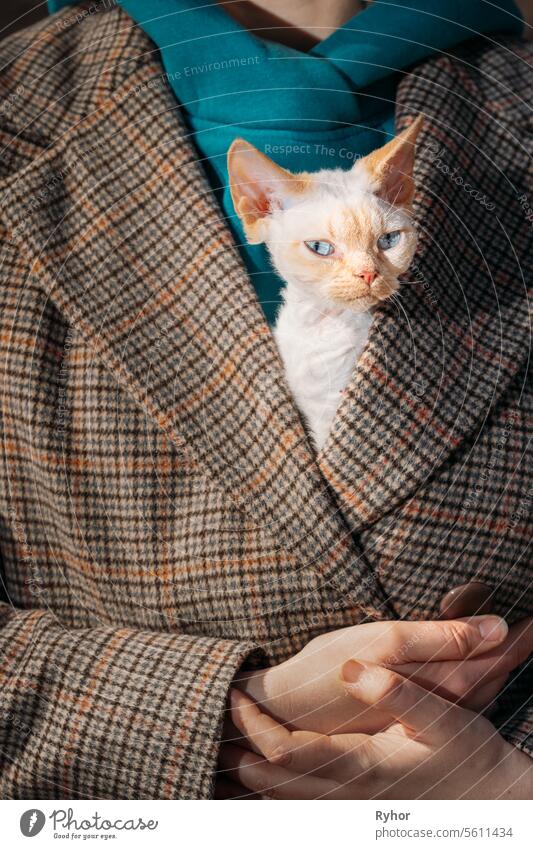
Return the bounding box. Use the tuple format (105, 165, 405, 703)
(0, 226, 261, 798)
(493, 660, 533, 758)
(0, 14, 262, 801)
(0, 600, 259, 798)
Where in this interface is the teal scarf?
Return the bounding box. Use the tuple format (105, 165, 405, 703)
(48, 1, 522, 322)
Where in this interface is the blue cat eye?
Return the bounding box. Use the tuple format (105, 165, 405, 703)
(377, 230, 402, 251)
(305, 239, 335, 257)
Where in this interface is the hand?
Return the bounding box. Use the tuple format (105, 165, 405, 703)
(515, 0, 533, 35)
(233, 617, 533, 736)
(221, 664, 533, 799)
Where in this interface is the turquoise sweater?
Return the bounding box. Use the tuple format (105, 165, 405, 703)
(48, 1, 522, 322)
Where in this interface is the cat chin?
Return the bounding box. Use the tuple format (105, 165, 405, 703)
(339, 296, 380, 313)
(327, 286, 399, 313)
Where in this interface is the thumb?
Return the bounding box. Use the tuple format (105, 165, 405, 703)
(378, 616, 508, 664)
(340, 659, 465, 744)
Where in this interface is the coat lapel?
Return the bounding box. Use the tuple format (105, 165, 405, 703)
(319, 44, 532, 533)
(2, 61, 390, 616)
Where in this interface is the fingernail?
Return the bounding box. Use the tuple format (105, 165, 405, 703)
(340, 659, 365, 685)
(478, 616, 508, 641)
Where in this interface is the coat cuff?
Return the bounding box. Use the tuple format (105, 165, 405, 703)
(493, 660, 533, 758)
(0, 608, 260, 798)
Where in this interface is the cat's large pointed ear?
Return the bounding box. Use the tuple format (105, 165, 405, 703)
(360, 115, 424, 208)
(228, 139, 307, 243)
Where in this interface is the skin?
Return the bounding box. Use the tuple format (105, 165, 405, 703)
(221, 0, 368, 49)
(223, 1, 533, 44)
(234, 618, 533, 736)
(218, 618, 533, 798)
(223, 666, 533, 799)
(218, 0, 533, 798)
(516, 0, 533, 36)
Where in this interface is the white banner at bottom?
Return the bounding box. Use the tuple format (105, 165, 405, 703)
(1, 799, 531, 848)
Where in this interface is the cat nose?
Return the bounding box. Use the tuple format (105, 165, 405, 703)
(358, 270, 377, 286)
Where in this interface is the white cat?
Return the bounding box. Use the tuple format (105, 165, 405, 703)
(228, 116, 423, 450)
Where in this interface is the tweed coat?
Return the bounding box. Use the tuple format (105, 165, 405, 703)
(0, 3, 531, 799)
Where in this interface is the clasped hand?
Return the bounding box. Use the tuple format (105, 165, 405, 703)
(218, 616, 533, 799)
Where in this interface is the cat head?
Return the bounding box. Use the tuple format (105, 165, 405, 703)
(227, 116, 423, 311)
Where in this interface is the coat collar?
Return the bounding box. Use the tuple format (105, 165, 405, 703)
(3, 34, 530, 612)
(318, 46, 532, 533)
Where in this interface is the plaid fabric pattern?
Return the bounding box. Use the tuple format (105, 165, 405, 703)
(0, 4, 531, 797)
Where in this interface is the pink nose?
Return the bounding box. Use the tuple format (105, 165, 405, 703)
(360, 270, 377, 286)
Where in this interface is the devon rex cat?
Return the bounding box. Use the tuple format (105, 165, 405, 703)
(228, 116, 423, 449)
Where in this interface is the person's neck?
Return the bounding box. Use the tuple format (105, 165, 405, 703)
(219, 1, 368, 50)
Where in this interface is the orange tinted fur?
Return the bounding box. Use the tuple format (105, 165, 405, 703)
(227, 116, 423, 312)
(227, 118, 424, 449)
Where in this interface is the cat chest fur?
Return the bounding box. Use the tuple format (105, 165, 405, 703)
(274, 291, 373, 450)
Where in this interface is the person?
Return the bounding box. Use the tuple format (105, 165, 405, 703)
(0, 0, 531, 799)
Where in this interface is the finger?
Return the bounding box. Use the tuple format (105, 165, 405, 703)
(268, 732, 383, 782)
(218, 743, 336, 799)
(230, 689, 375, 780)
(341, 659, 466, 743)
(229, 688, 294, 759)
(392, 617, 533, 703)
(399, 665, 509, 709)
(222, 712, 249, 745)
(458, 617, 533, 680)
(463, 674, 508, 712)
(380, 616, 508, 665)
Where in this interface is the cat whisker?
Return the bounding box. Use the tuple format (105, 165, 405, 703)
(382, 205, 398, 229)
(389, 292, 414, 339)
(388, 292, 403, 318)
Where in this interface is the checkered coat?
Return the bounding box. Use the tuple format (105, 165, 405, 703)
(0, 4, 531, 799)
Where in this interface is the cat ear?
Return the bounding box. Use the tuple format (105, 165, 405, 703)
(227, 139, 306, 243)
(359, 115, 424, 208)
